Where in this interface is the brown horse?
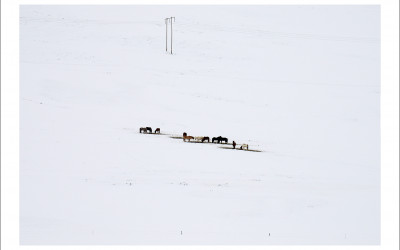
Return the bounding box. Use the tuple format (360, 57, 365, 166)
(183, 132, 194, 142)
(155, 128, 160, 134)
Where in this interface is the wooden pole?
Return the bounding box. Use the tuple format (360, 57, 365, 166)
(171, 17, 173, 54)
(165, 18, 168, 52)
(170, 17, 175, 54)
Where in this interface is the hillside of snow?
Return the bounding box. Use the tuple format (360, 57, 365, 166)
(20, 5, 380, 245)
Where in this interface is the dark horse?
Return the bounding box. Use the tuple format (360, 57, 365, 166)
(220, 137, 228, 144)
(212, 136, 228, 144)
(146, 127, 152, 133)
(155, 128, 161, 134)
(139, 127, 146, 133)
(202, 137, 210, 143)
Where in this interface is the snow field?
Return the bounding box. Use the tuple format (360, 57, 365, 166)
(20, 5, 380, 244)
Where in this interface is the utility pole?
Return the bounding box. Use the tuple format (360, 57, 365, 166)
(164, 17, 175, 54)
(170, 17, 175, 54)
(165, 18, 169, 52)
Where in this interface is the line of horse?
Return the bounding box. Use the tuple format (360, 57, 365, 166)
(139, 127, 249, 150)
(183, 133, 228, 144)
(182, 132, 248, 150)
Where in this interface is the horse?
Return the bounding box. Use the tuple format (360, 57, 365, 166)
(202, 137, 210, 143)
(194, 136, 204, 142)
(182, 132, 194, 142)
(213, 136, 228, 143)
(240, 144, 249, 150)
(146, 127, 152, 134)
(139, 127, 147, 133)
(154, 128, 160, 134)
(220, 137, 228, 144)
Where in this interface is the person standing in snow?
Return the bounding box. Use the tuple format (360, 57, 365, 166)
(232, 141, 236, 149)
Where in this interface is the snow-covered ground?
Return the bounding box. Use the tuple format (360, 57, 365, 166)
(19, 5, 380, 245)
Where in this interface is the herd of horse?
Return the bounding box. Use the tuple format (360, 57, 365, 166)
(139, 127, 160, 134)
(140, 127, 249, 150)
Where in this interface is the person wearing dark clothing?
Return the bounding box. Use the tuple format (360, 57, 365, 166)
(232, 141, 236, 149)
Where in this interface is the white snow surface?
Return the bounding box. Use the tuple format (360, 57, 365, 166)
(20, 5, 380, 245)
